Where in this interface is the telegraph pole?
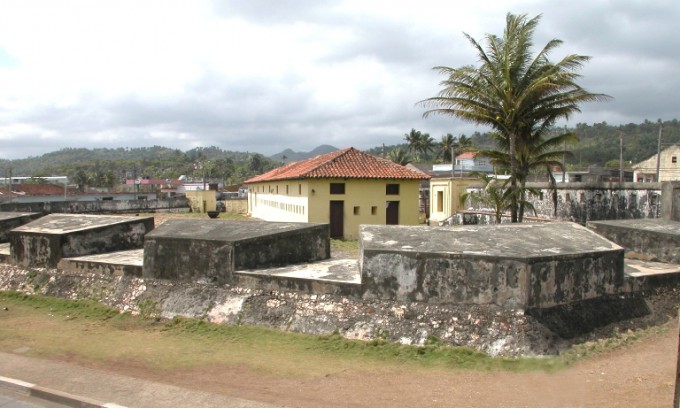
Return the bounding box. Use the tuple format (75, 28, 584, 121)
(619, 134, 624, 183)
(656, 120, 663, 182)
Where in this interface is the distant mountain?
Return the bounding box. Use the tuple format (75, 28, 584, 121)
(270, 145, 338, 163)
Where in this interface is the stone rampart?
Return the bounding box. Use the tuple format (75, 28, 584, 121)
(360, 223, 623, 309)
(0, 197, 189, 214)
(460, 182, 661, 224)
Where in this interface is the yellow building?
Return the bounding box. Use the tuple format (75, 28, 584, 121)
(429, 177, 479, 224)
(244, 147, 430, 239)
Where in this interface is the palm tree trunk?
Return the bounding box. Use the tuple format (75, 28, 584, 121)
(509, 133, 519, 223)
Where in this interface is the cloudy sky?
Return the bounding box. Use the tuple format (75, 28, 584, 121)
(0, 0, 677, 160)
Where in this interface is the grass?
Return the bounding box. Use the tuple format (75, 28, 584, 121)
(0, 291, 569, 378)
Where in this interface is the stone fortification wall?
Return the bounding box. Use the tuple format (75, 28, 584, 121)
(0, 197, 189, 214)
(2, 264, 675, 358)
(360, 223, 623, 310)
(459, 182, 661, 225)
(0, 264, 561, 357)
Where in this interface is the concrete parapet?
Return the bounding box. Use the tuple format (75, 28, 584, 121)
(143, 219, 330, 284)
(360, 222, 624, 309)
(661, 181, 680, 221)
(8, 214, 154, 268)
(0, 212, 43, 242)
(587, 218, 680, 263)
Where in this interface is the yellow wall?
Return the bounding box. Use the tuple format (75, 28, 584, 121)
(429, 178, 478, 223)
(186, 190, 217, 213)
(247, 178, 422, 239)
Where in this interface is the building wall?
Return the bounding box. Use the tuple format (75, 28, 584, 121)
(305, 178, 421, 240)
(247, 178, 422, 239)
(633, 145, 680, 182)
(247, 180, 310, 223)
(429, 178, 479, 223)
(185, 190, 217, 213)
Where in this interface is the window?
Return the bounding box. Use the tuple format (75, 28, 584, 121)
(353, 206, 360, 215)
(298, 184, 302, 195)
(673, 156, 677, 164)
(437, 191, 444, 212)
(330, 183, 345, 194)
(386, 184, 399, 195)
(286, 185, 289, 195)
(371, 206, 377, 215)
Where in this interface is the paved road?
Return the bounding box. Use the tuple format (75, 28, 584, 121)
(0, 352, 281, 408)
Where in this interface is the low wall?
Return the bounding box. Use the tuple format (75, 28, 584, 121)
(221, 198, 247, 214)
(10, 215, 154, 268)
(460, 182, 661, 225)
(359, 223, 623, 309)
(587, 219, 680, 263)
(143, 220, 330, 285)
(0, 197, 189, 214)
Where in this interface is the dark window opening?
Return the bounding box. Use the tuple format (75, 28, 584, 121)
(386, 184, 399, 195)
(330, 183, 345, 194)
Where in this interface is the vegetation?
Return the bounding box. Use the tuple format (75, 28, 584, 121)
(420, 13, 610, 222)
(0, 146, 280, 188)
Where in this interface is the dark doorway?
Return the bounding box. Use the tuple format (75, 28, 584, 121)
(386, 201, 399, 225)
(330, 201, 344, 238)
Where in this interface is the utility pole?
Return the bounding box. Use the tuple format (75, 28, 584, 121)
(450, 145, 455, 179)
(656, 120, 664, 182)
(619, 134, 624, 183)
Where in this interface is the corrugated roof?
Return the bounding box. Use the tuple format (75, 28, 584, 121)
(245, 147, 430, 183)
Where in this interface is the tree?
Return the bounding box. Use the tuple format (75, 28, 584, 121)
(404, 129, 434, 162)
(481, 128, 578, 220)
(387, 147, 411, 165)
(420, 13, 610, 222)
(437, 134, 456, 163)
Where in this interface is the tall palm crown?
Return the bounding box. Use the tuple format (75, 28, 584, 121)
(420, 13, 610, 222)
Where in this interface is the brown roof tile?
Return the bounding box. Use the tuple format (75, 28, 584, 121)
(245, 147, 430, 183)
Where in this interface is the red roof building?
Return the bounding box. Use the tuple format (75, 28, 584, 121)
(245, 147, 429, 239)
(245, 147, 429, 183)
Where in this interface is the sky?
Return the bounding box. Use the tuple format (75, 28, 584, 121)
(0, 0, 678, 160)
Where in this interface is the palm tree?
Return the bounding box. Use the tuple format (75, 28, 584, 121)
(418, 133, 435, 161)
(404, 129, 434, 162)
(437, 134, 456, 163)
(387, 147, 411, 165)
(420, 13, 610, 222)
(404, 129, 423, 161)
(481, 128, 578, 221)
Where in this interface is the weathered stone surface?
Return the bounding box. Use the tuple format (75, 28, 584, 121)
(0, 197, 189, 214)
(459, 182, 661, 225)
(3, 263, 676, 357)
(143, 219, 330, 284)
(0, 212, 43, 242)
(588, 219, 680, 263)
(8, 214, 154, 267)
(360, 222, 624, 308)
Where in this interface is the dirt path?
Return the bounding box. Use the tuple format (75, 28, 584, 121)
(77, 324, 676, 408)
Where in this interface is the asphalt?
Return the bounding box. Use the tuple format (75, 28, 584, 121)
(0, 352, 282, 408)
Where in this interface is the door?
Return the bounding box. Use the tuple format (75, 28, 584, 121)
(330, 201, 344, 238)
(386, 201, 399, 225)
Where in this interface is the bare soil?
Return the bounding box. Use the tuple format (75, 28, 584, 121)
(50, 322, 670, 408)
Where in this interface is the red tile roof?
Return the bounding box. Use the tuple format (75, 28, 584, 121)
(245, 147, 430, 183)
(456, 152, 477, 159)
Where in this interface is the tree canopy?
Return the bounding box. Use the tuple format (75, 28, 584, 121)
(420, 13, 610, 222)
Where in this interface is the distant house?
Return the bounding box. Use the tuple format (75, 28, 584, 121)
(244, 147, 430, 239)
(632, 145, 680, 182)
(432, 152, 494, 175)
